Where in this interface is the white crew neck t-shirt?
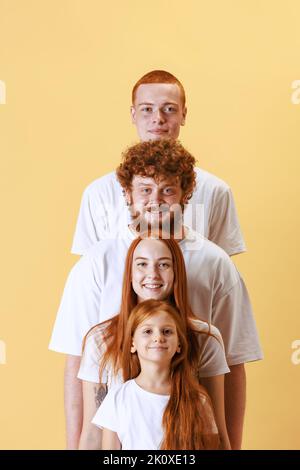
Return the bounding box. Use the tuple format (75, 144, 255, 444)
(92, 379, 170, 450)
(71, 168, 246, 257)
(78, 319, 229, 386)
(92, 379, 218, 450)
(49, 226, 263, 366)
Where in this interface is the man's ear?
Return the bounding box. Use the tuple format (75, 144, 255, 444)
(130, 106, 136, 124)
(182, 193, 190, 205)
(124, 190, 132, 206)
(181, 107, 187, 126)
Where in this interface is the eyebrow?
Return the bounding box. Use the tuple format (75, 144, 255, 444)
(137, 102, 179, 107)
(137, 182, 178, 187)
(140, 323, 175, 328)
(134, 257, 172, 261)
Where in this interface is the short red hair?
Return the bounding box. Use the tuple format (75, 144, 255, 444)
(132, 70, 186, 108)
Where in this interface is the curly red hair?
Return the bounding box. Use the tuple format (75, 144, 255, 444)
(132, 70, 186, 108)
(116, 139, 196, 201)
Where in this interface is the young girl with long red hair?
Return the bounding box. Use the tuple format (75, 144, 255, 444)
(78, 237, 230, 449)
(92, 299, 220, 450)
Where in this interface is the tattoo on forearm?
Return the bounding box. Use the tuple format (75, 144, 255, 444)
(94, 384, 108, 409)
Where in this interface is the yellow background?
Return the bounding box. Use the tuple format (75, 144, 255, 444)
(0, 0, 299, 449)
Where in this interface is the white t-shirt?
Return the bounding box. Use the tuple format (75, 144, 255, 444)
(78, 319, 229, 385)
(92, 380, 169, 449)
(71, 168, 246, 257)
(92, 379, 218, 450)
(49, 227, 262, 366)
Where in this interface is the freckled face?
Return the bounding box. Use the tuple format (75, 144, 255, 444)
(132, 239, 174, 302)
(131, 311, 180, 365)
(131, 83, 187, 141)
(127, 175, 184, 228)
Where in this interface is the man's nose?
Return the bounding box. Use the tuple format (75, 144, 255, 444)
(152, 109, 165, 124)
(149, 190, 163, 204)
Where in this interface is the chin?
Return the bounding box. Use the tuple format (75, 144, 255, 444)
(141, 292, 165, 301)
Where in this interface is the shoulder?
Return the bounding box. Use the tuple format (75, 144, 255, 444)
(81, 172, 121, 201)
(181, 230, 240, 290)
(190, 319, 224, 344)
(85, 234, 131, 260)
(85, 321, 110, 343)
(73, 236, 132, 289)
(108, 380, 134, 402)
(81, 322, 110, 362)
(194, 167, 230, 193)
(182, 228, 232, 262)
(68, 245, 104, 279)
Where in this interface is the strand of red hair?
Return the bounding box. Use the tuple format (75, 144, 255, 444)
(121, 299, 220, 450)
(98, 237, 204, 380)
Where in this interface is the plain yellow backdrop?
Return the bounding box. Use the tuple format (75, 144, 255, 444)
(0, 0, 299, 449)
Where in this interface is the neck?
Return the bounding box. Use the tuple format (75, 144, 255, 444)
(135, 361, 172, 395)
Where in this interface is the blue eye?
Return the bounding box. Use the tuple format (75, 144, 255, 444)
(163, 188, 174, 195)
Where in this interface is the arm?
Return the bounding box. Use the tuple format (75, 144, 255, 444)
(64, 355, 83, 449)
(224, 363, 246, 450)
(211, 267, 262, 449)
(50, 255, 105, 449)
(200, 375, 231, 450)
(102, 428, 121, 450)
(78, 381, 108, 450)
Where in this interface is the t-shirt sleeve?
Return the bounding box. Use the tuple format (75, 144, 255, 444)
(208, 187, 246, 257)
(77, 330, 108, 383)
(92, 385, 121, 432)
(71, 184, 109, 256)
(197, 329, 230, 378)
(48, 254, 102, 356)
(212, 269, 263, 366)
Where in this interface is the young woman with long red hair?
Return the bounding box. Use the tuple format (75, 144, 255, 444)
(78, 237, 231, 449)
(92, 299, 220, 450)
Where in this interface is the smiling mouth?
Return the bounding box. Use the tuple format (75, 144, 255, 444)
(143, 284, 163, 290)
(148, 346, 168, 350)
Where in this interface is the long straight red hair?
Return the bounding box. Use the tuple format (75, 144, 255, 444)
(122, 299, 220, 450)
(95, 237, 208, 379)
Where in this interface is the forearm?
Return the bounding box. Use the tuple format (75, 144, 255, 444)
(78, 427, 102, 450)
(224, 363, 246, 450)
(200, 375, 231, 450)
(78, 383, 107, 450)
(64, 355, 83, 450)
